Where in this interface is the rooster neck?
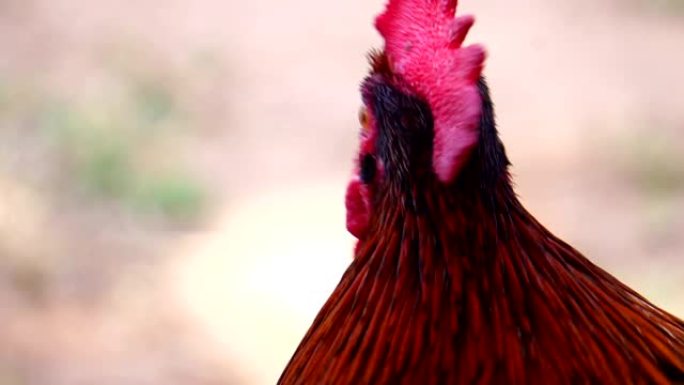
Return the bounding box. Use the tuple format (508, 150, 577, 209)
(279, 81, 684, 385)
(302, 172, 684, 385)
(347, 134, 684, 385)
(366, 76, 517, 261)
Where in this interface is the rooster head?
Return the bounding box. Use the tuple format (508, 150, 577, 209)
(346, 0, 488, 239)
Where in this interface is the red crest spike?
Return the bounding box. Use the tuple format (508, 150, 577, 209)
(375, 0, 486, 182)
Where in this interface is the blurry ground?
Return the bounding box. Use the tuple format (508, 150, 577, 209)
(1, 0, 683, 384)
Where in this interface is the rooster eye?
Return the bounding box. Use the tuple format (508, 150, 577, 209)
(360, 153, 376, 184)
(358, 106, 370, 132)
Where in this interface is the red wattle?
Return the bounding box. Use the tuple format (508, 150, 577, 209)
(345, 178, 370, 239)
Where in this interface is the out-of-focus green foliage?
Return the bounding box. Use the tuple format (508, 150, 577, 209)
(623, 131, 684, 197)
(1, 61, 208, 224)
(0, 78, 9, 113)
(134, 79, 177, 125)
(617, 128, 684, 243)
(133, 174, 206, 221)
(633, 0, 684, 14)
(652, 0, 684, 13)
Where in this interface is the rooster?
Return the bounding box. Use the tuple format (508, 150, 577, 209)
(278, 0, 684, 383)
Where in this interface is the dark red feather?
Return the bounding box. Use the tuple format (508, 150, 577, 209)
(278, 0, 684, 383)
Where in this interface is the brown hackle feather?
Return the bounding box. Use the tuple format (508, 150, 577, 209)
(277, 76, 684, 384)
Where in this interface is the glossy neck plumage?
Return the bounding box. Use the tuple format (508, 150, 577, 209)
(359, 76, 517, 257)
(279, 77, 684, 385)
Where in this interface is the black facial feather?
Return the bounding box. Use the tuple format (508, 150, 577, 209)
(360, 153, 377, 184)
(364, 76, 433, 185)
(363, 75, 510, 198)
(467, 77, 511, 192)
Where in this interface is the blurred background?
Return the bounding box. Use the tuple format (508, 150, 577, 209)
(1, 0, 683, 383)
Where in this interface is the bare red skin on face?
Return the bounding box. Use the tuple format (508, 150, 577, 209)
(345, 178, 369, 239)
(375, 0, 485, 183)
(346, 102, 380, 240)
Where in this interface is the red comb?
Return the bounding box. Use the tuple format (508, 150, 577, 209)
(375, 0, 486, 183)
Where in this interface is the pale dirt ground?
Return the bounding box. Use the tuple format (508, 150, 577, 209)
(1, 0, 683, 384)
